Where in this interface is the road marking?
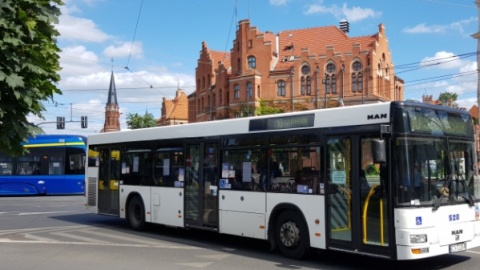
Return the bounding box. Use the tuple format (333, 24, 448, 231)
(82, 229, 168, 246)
(0, 239, 202, 249)
(196, 254, 231, 260)
(176, 262, 213, 268)
(0, 211, 72, 216)
(50, 231, 108, 243)
(466, 250, 480, 255)
(18, 211, 71, 216)
(0, 225, 90, 235)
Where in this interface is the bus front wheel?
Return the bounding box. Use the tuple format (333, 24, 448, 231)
(127, 196, 146, 231)
(275, 210, 310, 259)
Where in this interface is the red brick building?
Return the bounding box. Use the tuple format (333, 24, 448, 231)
(189, 19, 404, 122)
(157, 88, 189, 126)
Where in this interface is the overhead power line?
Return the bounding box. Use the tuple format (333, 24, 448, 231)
(126, 0, 144, 69)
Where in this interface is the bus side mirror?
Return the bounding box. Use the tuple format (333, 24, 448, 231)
(372, 139, 386, 164)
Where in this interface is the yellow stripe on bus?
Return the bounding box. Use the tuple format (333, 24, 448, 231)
(24, 142, 85, 148)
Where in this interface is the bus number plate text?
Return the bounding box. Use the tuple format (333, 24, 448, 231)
(449, 243, 466, 253)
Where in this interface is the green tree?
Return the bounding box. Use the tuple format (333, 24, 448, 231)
(126, 112, 157, 129)
(0, 0, 64, 156)
(438, 92, 458, 108)
(256, 100, 284, 115)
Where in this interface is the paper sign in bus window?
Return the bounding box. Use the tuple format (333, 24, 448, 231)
(331, 170, 346, 184)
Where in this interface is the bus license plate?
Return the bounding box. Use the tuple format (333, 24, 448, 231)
(449, 243, 466, 253)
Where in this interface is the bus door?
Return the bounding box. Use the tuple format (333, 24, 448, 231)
(97, 147, 121, 215)
(326, 135, 391, 257)
(185, 142, 219, 229)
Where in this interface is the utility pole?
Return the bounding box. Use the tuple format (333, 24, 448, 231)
(472, 1, 480, 154)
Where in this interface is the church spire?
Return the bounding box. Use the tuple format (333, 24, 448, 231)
(107, 71, 118, 106)
(101, 68, 121, 133)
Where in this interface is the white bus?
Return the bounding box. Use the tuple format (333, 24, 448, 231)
(85, 101, 480, 260)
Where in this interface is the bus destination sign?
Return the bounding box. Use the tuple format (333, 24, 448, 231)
(249, 114, 314, 131)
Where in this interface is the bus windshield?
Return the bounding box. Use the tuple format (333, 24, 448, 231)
(395, 136, 478, 207)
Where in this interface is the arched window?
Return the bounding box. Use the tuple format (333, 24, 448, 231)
(301, 64, 311, 96)
(325, 63, 336, 94)
(277, 80, 286, 96)
(352, 61, 363, 93)
(301, 77, 306, 95)
(248, 56, 256, 69)
(332, 75, 337, 94)
(306, 76, 311, 95)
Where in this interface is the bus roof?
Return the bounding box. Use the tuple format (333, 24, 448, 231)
(87, 101, 472, 146)
(88, 102, 394, 145)
(22, 134, 87, 148)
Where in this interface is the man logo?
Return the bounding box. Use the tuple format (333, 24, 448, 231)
(367, 114, 387, 120)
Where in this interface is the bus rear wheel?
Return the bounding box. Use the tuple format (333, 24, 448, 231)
(275, 210, 310, 259)
(127, 196, 146, 231)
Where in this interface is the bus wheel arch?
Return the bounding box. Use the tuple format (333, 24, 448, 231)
(269, 204, 310, 259)
(126, 193, 146, 231)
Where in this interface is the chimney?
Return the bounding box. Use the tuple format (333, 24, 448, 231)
(340, 20, 349, 33)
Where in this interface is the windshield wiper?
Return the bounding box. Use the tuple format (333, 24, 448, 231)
(433, 174, 454, 211)
(460, 170, 475, 207)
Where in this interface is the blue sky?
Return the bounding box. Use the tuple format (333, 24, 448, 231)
(32, 0, 478, 135)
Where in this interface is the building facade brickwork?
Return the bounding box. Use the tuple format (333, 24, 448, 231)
(189, 19, 404, 122)
(158, 88, 189, 126)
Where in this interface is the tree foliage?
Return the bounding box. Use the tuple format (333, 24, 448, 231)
(256, 100, 284, 115)
(438, 92, 458, 108)
(0, 0, 64, 156)
(126, 112, 158, 129)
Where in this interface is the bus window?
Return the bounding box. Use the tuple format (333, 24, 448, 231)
(49, 155, 64, 175)
(269, 146, 321, 194)
(154, 147, 184, 187)
(66, 148, 85, 175)
(16, 156, 41, 175)
(121, 147, 153, 186)
(0, 156, 14, 175)
(221, 148, 263, 191)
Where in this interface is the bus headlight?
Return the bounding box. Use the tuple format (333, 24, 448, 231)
(410, 234, 427, 244)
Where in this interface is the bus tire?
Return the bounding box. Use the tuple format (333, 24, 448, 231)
(275, 210, 310, 259)
(127, 196, 146, 231)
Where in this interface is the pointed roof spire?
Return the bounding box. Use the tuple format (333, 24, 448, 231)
(107, 71, 118, 105)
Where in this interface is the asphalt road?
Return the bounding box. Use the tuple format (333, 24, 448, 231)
(1, 196, 480, 270)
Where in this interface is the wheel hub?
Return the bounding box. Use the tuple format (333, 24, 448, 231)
(279, 221, 300, 247)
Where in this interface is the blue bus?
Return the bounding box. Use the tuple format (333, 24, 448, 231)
(0, 134, 87, 196)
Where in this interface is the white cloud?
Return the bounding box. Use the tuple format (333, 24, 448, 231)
(403, 17, 477, 35)
(305, 2, 380, 22)
(57, 4, 111, 43)
(403, 23, 447, 34)
(104, 42, 143, 59)
(60, 46, 104, 76)
(420, 51, 465, 70)
(339, 4, 379, 22)
(270, 0, 288, 6)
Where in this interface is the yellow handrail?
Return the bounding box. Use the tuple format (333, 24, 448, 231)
(362, 184, 385, 245)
